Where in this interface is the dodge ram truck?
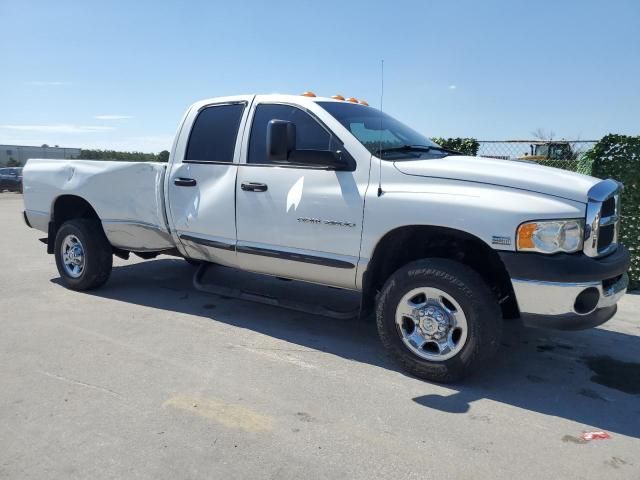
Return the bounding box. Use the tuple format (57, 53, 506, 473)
(22, 93, 630, 382)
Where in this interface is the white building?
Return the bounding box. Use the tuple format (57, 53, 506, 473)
(0, 145, 81, 167)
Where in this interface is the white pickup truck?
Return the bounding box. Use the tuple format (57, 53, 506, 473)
(22, 93, 630, 382)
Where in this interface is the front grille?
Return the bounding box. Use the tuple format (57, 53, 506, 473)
(584, 180, 622, 258)
(601, 197, 616, 217)
(598, 224, 615, 250)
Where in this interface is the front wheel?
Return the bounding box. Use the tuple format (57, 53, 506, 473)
(376, 258, 502, 383)
(54, 219, 113, 291)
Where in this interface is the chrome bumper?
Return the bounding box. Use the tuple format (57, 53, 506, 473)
(512, 273, 628, 330)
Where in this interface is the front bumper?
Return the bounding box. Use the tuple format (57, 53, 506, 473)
(511, 273, 628, 330)
(500, 246, 630, 330)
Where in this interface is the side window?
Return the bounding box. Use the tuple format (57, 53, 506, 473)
(248, 104, 335, 164)
(185, 103, 245, 162)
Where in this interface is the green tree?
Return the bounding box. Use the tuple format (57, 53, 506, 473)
(78, 149, 160, 162)
(157, 150, 170, 162)
(586, 134, 640, 290)
(431, 138, 479, 156)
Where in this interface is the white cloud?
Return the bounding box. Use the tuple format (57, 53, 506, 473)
(94, 115, 133, 120)
(448, 84, 457, 90)
(28, 81, 69, 86)
(0, 124, 114, 133)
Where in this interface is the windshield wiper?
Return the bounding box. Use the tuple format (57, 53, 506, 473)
(378, 144, 462, 156)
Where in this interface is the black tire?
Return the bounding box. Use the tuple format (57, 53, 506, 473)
(376, 258, 502, 383)
(54, 219, 113, 291)
(184, 257, 203, 267)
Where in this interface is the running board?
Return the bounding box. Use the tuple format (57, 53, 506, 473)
(193, 263, 360, 320)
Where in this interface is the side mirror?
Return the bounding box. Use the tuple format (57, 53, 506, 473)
(267, 119, 296, 161)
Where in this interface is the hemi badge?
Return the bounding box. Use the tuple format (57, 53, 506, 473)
(492, 235, 511, 246)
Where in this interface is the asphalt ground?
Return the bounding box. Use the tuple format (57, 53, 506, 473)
(1, 192, 639, 479)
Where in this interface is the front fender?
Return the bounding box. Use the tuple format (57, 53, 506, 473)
(357, 176, 585, 289)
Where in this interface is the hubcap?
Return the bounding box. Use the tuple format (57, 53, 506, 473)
(395, 287, 468, 361)
(61, 234, 85, 278)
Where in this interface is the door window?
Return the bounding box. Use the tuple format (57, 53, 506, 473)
(248, 104, 338, 165)
(185, 103, 245, 162)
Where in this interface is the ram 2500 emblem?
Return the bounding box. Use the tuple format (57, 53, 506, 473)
(297, 217, 356, 228)
(491, 235, 511, 246)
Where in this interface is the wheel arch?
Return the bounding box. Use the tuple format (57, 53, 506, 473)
(47, 195, 103, 253)
(361, 225, 518, 319)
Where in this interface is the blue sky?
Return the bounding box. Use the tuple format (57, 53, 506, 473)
(1, 0, 638, 152)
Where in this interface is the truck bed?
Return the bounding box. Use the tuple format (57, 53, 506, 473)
(23, 159, 174, 252)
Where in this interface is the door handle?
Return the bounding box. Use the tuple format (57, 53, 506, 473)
(241, 182, 268, 192)
(174, 177, 197, 187)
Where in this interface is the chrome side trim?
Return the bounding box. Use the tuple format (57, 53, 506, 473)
(236, 244, 356, 269)
(512, 273, 628, 317)
(101, 219, 167, 230)
(179, 234, 235, 251)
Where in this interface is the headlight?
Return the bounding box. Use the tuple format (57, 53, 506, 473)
(517, 219, 584, 254)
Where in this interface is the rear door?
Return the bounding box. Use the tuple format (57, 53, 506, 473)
(166, 99, 251, 266)
(234, 100, 370, 289)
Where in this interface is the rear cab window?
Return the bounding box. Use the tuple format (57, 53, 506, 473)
(185, 103, 245, 163)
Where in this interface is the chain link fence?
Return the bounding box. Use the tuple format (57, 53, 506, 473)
(477, 140, 597, 174)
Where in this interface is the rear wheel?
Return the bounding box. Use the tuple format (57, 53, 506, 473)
(376, 258, 502, 383)
(54, 219, 113, 290)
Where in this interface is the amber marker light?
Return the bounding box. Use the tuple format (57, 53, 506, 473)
(331, 94, 345, 100)
(301, 91, 316, 97)
(517, 223, 537, 250)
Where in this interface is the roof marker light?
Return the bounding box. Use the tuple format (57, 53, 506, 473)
(359, 99, 369, 106)
(346, 97, 358, 103)
(331, 94, 345, 100)
(301, 91, 316, 97)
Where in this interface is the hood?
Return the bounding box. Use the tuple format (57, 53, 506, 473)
(394, 155, 599, 203)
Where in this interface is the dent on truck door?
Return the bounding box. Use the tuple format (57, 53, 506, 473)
(166, 101, 247, 266)
(235, 102, 368, 289)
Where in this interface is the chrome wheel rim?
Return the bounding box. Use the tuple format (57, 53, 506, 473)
(61, 234, 85, 278)
(395, 287, 468, 361)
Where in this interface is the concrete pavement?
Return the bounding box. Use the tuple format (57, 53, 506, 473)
(1, 192, 639, 479)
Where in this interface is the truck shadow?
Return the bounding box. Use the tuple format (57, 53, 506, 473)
(58, 257, 640, 439)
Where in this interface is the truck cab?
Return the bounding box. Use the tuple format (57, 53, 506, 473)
(166, 95, 371, 289)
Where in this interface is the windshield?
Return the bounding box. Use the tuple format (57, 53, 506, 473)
(317, 101, 441, 159)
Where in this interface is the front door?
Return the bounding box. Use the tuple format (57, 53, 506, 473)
(235, 101, 369, 289)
